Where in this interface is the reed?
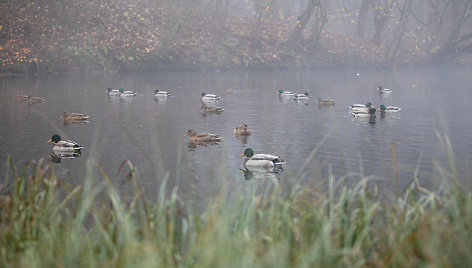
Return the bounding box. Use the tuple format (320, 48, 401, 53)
(1, 134, 472, 267)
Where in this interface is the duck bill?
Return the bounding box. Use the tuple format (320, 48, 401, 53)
(47, 139, 53, 143)
(184, 134, 188, 136)
(240, 153, 245, 157)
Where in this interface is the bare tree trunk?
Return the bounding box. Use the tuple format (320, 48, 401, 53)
(355, 0, 370, 38)
(288, 0, 321, 48)
(387, 0, 414, 63)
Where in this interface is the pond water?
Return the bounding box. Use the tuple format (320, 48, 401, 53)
(1, 67, 472, 198)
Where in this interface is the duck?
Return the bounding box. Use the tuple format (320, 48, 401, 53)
(155, 89, 171, 97)
(15, 95, 30, 100)
(378, 86, 392, 93)
(294, 92, 310, 100)
(350, 102, 373, 113)
(28, 96, 45, 103)
(119, 88, 137, 96)
(184, 129, 222, 143)
(61, 112, 89, 121)
(317, 97, 336, 105)
(352, 107, 377, 118)
(201, 92, 220, 101)
(377, 104, 401, 112)
(277, 89, 295, 97)
(106, 88, 121, 95)
(201, 103, 224, 113)
(234, 123, 251, 136)
(350, 102, 372, 109)
(240, 148, 284, 169)
(48, 134, 83, 153)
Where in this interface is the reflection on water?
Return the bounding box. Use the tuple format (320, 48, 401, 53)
(49, 152, 81, 163)
(1, 67, 472, 199)
(241, 166, 283, 181)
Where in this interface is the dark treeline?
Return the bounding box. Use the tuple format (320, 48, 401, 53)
(1, 0, 471, 74)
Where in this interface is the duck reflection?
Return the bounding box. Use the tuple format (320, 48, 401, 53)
(155, 95, 169, 104)
(240, 165, 283, 181)
(49, 152, 81, 163)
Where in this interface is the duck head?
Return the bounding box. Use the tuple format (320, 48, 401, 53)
(48, 134, 61, 143)
(106, 88, 113, 93)
(304, 92, 309, 96)
(155, 89, 160, 94)
(119, 88, 125, 93)
(366, 102, 372, 107)
(240, 148, 254, 157)
(378, 86, 383, 91)
(185, 129, 197, 137)
(378, 104, 386, 111)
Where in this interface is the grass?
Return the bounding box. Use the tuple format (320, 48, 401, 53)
(1, 134, 472, 267)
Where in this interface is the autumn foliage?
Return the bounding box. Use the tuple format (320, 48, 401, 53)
(0, 0, 407, 74)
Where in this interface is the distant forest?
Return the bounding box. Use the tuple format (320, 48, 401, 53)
(1, 0, 472, 74)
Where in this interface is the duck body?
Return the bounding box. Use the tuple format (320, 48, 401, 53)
(185, 129, 222, 144)
(317, 98, 336, 105)
(378, 104, 401, 112)
(352, 107, 377, 118)
(378, 86, 392, 93)
(48, 134, 83, 153)
(28, 96, 45, 103)
(119, 88, 137, 96)
(234, 123, 251, 136)
(201, 92, 220, 101)
(294, 92, 310, 100)
(15, 95, 30, 100)
(240, 148, 284, 170)
(62, 112, 89, 121)
(349, 102, 372, 109)
(277, 89, 295, 97)
(106, 88, 121, 95)
(155, 89, 171, 97)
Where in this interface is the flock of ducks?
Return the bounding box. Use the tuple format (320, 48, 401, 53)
(19, 84, 400, 172)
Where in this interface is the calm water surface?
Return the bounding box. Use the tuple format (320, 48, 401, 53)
(1, 67, 472, 198)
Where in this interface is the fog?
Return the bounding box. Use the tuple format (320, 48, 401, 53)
(1, 0, 471, 72)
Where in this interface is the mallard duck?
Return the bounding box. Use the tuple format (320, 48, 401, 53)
(184, 129, 222, 143)
(352, 107, 377, 117)
(234, 123, 251, 136)
(155, 89, 171, 97)
(378, 86, 392, 93)
(350, 102, 372, 109)
(378, 104, 401, 112)
(240, 148, 284, 169)
(277, 89, 295, 97)
(106, 88, 121, 95)
(317, 97, 336, 105)
(294, 92, 310, 100)
(201, 103, 224, 113)
(28, 96, 45, 103)
(61, 112, 89, 121)
(48, 134, 83, 153)
(201, 92, 220, 101)
(119, 88, 137, 96)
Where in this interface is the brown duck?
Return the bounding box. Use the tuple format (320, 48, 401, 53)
(184, 129, 222, 143)
(61, 112, 89, 121)
(233, 123, 251, 136)
(201, 103, 224, 113)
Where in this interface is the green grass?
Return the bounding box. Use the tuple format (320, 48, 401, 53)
(1, 135, 472, 267)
